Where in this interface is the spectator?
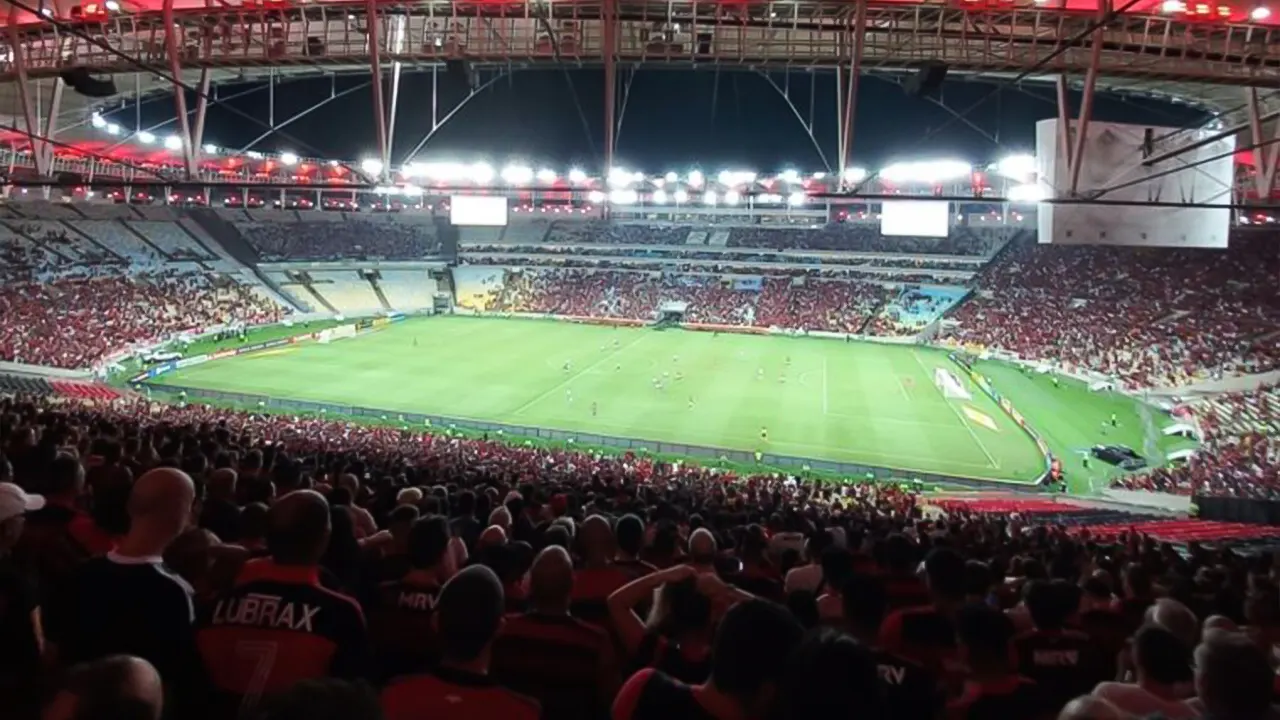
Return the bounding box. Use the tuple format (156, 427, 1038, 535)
(15, 452, 113, 599)
(612, 598, 804, 720)
(0, 481, 45, 717)
(880, 548, 965, 677)
(949, 604, 1049, 719)
(608, 565, 717, 684)
(842, 574, 941, 720)
(380, 565, 540, 720)
(492, 545, 617, 717)
(1193, 630, 1278, 720)
(368, 515, 451, 679)
(260, 678, 384, 720)
(1014, 580, 1105, 708)
(44, 655, 164, 720)
(51, 468, 204, 715)
(199, 468, 240, 543)
(197, 490, 368, 717)
(1092, 625, 1197, 718)
(779, 627, 883, 720)
(571, 514, 633, 624)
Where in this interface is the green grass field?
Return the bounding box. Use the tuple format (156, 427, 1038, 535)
(143, 316, 1196, 492)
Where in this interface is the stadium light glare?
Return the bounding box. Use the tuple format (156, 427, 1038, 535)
(361, 158, 384, 175)
(812, 172, 826, 180)
(402, 185, 424, 197)
(469, 162, 495, 184)
(586, 190, 606, 204)
(536, 168, 557, 183)
(652, 189, 668, 204)
(1161, 0, 1185, 11)
(105, 123, 120, 136)
(609, 189, 638, 205)
(673, 189, 689, 204)
(841, 167, 868, 184)
(664, 171, 678, 183)
(994, 154, 1035, 180)
(1007, 183, 1046, 204)
(703, 191, 718, 206)
(568, 168, 588, 184)
(501, 164, 534, 185)
(880, 159, 970, 184)
(779, 169, 800, 184)
(246, 151, 264, 159)
(163, 135, 183, 150)
(90, 113, 106, 129)
(202, 143, 218, 155)
(137, 131, 156, 144)
(105, 0, 119, 10)
(280, 152, 299, 166)
(687, 170, 705, 188)
(607, 167, 635, 188)
(724, 190, 741, 205)
(788, 191, 806, 207)
(1253, 5, 1271, 18)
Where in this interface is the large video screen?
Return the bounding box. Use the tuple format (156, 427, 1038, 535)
(880, 200, 950, 237)
(450, 195, 508, 227)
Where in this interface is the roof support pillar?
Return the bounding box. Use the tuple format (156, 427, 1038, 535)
(365, 0, 390, 182)
(1246, 88, 1280, 201)
(1055, 75, 1073, 187)
(188, 70, 211, 177)
(1067, 2, 1106, 196)
(6, 24, 50, 176)
(39, 78, 65, 178)
(838, 0, 868, 189)
(162, 0, 198, 179)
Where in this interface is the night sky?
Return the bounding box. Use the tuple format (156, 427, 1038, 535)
(103, 68, 1212, 172)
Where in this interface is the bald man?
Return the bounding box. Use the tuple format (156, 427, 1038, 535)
(1147, 598, 1200, 650)
(688, 527, 718, 572)
(52, 468, 206, 716)
(571, 515, 632, 624)
(1058, 695, 1124, 720)
(491, 547, 617, 718)
(45, 655, 164, 720)
(479, 524, 508, 548)
(198, 490, 368, 718)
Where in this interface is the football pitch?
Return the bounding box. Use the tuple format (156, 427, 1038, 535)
(144, 316, 1195, 491)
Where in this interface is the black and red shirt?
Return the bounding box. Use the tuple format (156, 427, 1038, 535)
(572, 565, 634, 625)
(947, 676, 1048, 720)
(612, 669, 721, 720)
(879, 605, 959, 679)
(492, 611, 615, 718)
(1013, 628, 1106, 708)
(367, 576, 442, 679)
(871, 646, 942, 720)
(197, 559, 368, 717)
(382, 665, 541, 720)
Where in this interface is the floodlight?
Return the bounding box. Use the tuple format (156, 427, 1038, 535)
(402, 184, 423, 197)
(703, 191, 717, 205)
(687, 170, 705, 188)
(246, 151, 263, 159)
(880, 160, 969, 184)
(779, 169, 800, 184)
(841, 167, 869, 184)
(609, 189, 638, 205)
(724, 190, 741, 206)
(673, 189, 689, 204)
(137, 131, 156, 144)
(105, 123, 120, 136)
(664, 171, 678, 183)
(812, 172, 826, 180)
(568, 168, 588, 184)
(607, 167, 635, 188)
(587, 190, 606, 204)
(105, 0, 119, 10)
(652, 189, 668, 204)
(280, 152, 299, 166)
(994, 154, 1035, 180)
(469, 162, 495, 184)
(787, 191, 806, 207)
(1007, 183, 1046, 204)
(536, 168, 557, 183)
(501, 164, 533, 185)
(90, 113, 106, 129)
(1161, 0, 1185, 11)
(1252, 5, 1271, 18)
(202, 144, 218, 155)
(162, 135, 182, 150)
(360, 158, 384, 175)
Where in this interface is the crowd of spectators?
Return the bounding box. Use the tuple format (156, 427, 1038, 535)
(0, 393, 1278, 720)
(0, 272, 286, 369)
(236, 221, 442, 261)
(490, 270, 891, 333)
(1113, 385, 1279, 498)
(948, 236, 1280, 388)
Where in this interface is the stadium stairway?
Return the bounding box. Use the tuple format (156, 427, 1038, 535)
(61, 222, 127, 263)
(364, 270, 393, 311)
(183, 209, 307, 312)
(294, 273, 339, 314)
(118, 221, 176, 260)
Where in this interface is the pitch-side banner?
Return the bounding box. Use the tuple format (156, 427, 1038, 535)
(1035, 119, 1233, 248)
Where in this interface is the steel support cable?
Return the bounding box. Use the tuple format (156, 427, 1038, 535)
(851, 0, 1145, 195)
(1087, 131, 1280, 200)
(5, 0, 366, 179)
(0, 119, 178, 182)
(531, 5, 598, 163)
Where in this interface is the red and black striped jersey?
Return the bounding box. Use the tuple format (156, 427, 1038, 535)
(382, 665, 541, 720)
(491, 611, 617, 718)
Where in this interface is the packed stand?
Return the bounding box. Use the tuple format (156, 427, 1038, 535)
(543, 221, 694, 245)
(0, 272, 286, 369)
(1113, 385, 1279, 498)
(728, 224, 1001, 255)
(948, 235, 1280, 388)
(236, 220, 442, 261)
(3, 394, 1280, 720)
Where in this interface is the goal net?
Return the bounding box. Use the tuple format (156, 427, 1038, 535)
(934, 367, 973, 401)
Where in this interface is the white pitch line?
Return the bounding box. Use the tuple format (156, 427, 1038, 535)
(822, 356, 830, 415)
(910, 350, 1001, 470)
(508, 332, 649, 417)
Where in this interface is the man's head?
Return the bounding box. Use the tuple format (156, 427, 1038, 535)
(1195, 630, 1274, 719)
(127, 468, 196, 548)
(1146, 598, 1199, 649)
(529, 545, 574, 613)
(780, 627, 881, 720)
(435, 565, 506, 666)
(387, 505, 420, 542)
(46, 452, 85, 500)
(924, 548, 966, 603)
(266, 490, 331, 566)
(478, 524, 507, 548)
(956, 604, 1015, 671)
(259, 679, 382, 720)
(488, 506, 512, 531)
(208, 468, 237, 501)
(1132, 625, 1192, 687)
(0, 482, 43, 548)
(407, 515, 450, 571)
(689, 528, 717, 566)
(1057, 695, 1125, 720)
(395, 487, 423, 507)
(1025, 580, 1072, 632)
(579, 515, 613, 562)
(44, 655, 163, 720)
(708, 599, 805, 717)
(615, 514, 644, 558)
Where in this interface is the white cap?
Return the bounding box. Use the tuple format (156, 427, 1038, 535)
(0, 482, 44, 522)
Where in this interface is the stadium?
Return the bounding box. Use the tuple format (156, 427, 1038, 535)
(0, 0, 1278, 718)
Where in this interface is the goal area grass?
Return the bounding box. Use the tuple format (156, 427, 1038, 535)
(143, 316, 1196, 493)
